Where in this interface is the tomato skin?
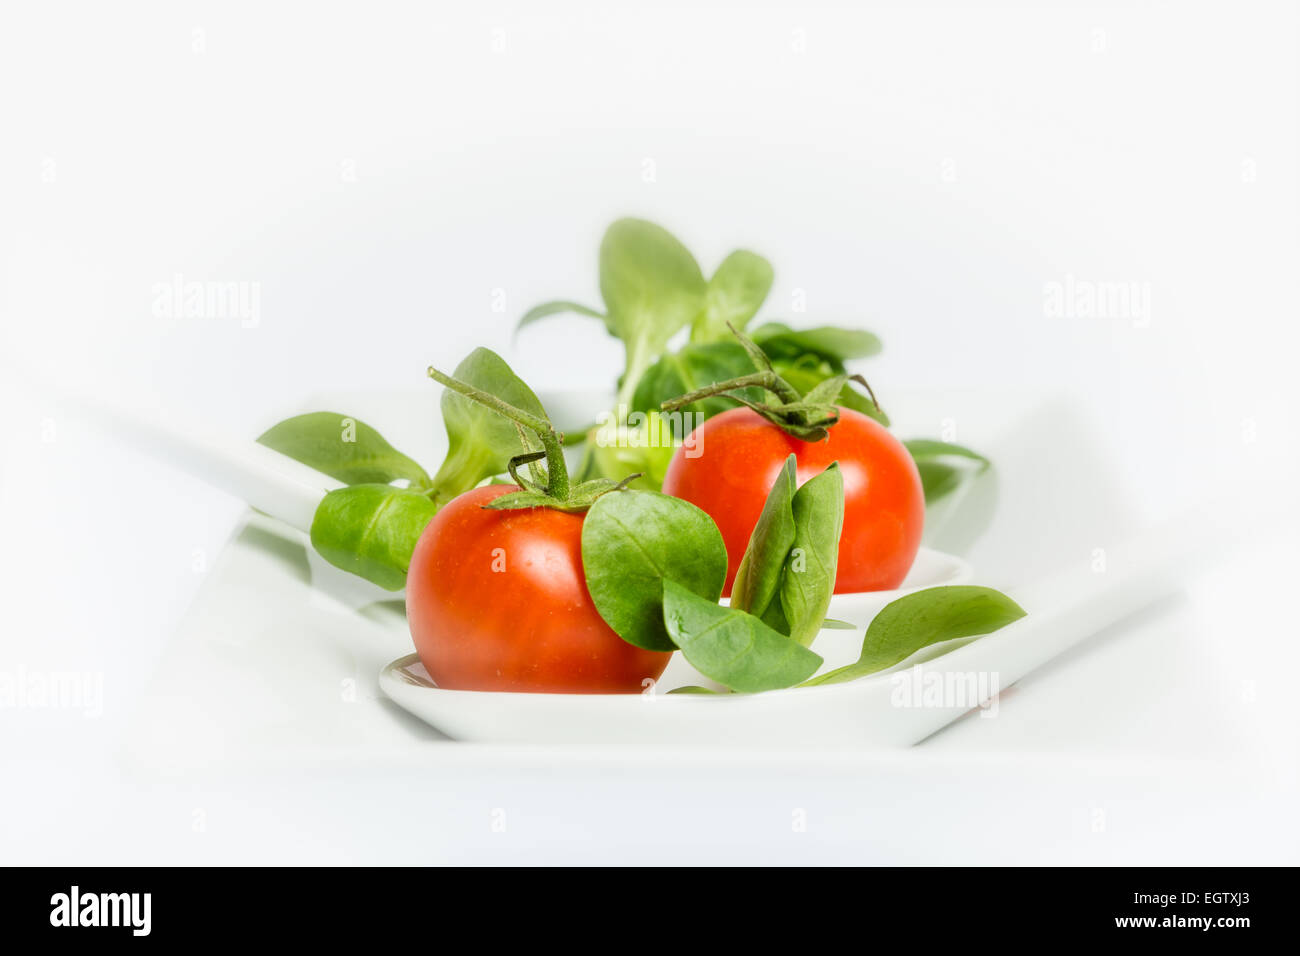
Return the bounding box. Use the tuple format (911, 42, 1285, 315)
(406, 484, 670, 693)
(662, 406, 924, 596)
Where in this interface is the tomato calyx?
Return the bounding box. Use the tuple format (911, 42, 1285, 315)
(427, 364, 639, 513)
(659, 325, 882, 442)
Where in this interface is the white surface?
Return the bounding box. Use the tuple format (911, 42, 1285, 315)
(2, 1, 1297, 864)
(75, 385, 1294, 866)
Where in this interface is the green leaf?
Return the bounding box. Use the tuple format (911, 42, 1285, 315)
(309, 484, 439, 590)
(751, 323, 883, 364)
(730, 456, 797, 625)
(913, 462, 963, 502)
(903, 439, 991, 505)
(587, 415, 679, 492)
(803, 586, 1027, 686)
(599, 219, 708, 408)
(780, 463, 844, 646)
(728, 457, 844, 646)
(902, 439, 990, 463)
(517, 300, 607, 334)
(662, 580, 823, 693)
(630, 342, 761, 418)
(581, 489, 728, 651)
(427, 348, 549, 506)
(666, 685, 726, 695)
(258, 413, 430, 486)
(693, 249, 774, 342)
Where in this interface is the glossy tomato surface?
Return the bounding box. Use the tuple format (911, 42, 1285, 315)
(406, 484, 671, 693)
(662, 406, 924, 595)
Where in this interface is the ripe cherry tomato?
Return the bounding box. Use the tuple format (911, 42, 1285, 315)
(406, 484, 671, 693)
(662, 406, 924, 595)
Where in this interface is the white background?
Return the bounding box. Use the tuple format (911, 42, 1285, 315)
(2, 1, 1298, 864)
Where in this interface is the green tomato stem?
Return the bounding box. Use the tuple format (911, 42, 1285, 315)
(659, 370, 801, 412)
(846, 373, 882, 414)
(506, 451, 548, 492)
(657, 324, 881, 443)
(427, 365, 572, 501)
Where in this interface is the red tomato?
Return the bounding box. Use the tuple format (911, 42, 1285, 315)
(662, 406, 924, 596)
(406, 484, 671, 693)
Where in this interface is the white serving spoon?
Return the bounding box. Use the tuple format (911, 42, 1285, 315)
(48, 381, 338, 534)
